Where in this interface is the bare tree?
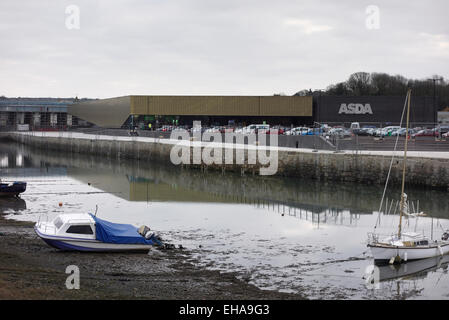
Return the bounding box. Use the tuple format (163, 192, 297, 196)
(346, 72, 372, 95)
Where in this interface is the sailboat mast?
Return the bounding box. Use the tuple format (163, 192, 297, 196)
(398, 89, 412, 238)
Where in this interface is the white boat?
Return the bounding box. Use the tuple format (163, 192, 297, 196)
(368, 231, 449, 263)
(367, 89, 449, 264)
(35, 213, 162, 252)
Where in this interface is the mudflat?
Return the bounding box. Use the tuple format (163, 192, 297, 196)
(0, 216, 304, 300)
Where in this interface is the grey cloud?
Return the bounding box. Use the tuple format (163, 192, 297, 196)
(0, 0, 448, 98)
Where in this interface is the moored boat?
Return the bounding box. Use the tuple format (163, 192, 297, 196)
(35, 213, 163, 252)
(0, 181, 27, 197)
(368, 231, 449, 264)
(367, 89, 449, 264)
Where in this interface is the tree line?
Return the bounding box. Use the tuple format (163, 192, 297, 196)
(295, 72, 449, 110)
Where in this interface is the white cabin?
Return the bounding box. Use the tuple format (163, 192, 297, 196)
(37, 213, 96, 240)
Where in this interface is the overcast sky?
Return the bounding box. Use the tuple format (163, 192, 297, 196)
(0, 0, 448, 98)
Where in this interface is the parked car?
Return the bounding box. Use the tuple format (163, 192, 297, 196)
(220, 126, 235, 133)
(204, 127, 221, 133)
(350, 122, 361, 134)
(412, 129, 437, 137)
(434, 126, 449, 135)
(190, 126, 207, 134)
(305, 127, 324, 135)
(357, 126, 377, 136)
(266, 127, 285, 135)
(285, 127, 309, 136)
(328, 128, 351, 138)
(319, 124, 331, 133)
(375, 126, 401, 137)
(241, 124, 270, 134)
(157, 125, 174, 132)
(391, 128, 416, 136)
(171, 127, 186, 133)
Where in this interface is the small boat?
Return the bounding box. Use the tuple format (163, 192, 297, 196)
(0, 181, 27, 197)
(367, 89, 449, 264)
(35, 213, 163, 252)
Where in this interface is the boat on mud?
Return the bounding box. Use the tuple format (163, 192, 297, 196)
(0, 181, 27, 197)
(367, 89, 449, 264)
(35, 213, 163, 252)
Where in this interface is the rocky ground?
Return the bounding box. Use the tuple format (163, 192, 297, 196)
(0, 216, 304, 300)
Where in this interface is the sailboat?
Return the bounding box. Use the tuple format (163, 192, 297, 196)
(367, 89, 449, 264)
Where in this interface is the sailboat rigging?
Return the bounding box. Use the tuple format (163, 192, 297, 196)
(367, 89, 449, 264)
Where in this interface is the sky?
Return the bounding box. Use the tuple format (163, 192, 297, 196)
(0, 0, 448, 98)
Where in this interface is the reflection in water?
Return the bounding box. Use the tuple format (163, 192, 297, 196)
(4, 142, 449, 219)
(363, 255, 449, 300)
(2, 141, 449, 299)
(0, 197, 26, 214)
(378, 254, 449, 282)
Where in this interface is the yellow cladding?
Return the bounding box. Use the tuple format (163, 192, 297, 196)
(260, 96, 312, 116)
(130, 95, 312, 116)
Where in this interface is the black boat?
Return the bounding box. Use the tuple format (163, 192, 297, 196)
(0, 181, 27, 197)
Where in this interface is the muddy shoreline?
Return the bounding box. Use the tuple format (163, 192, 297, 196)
(0, 215, 304, 300)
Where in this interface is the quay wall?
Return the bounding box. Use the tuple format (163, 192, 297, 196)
(3, 132, 449, 189)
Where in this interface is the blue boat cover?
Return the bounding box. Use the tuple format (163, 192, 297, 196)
(89, 214, 158, 245)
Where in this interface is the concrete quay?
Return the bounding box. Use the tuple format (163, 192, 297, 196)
(3, 131, 449, 189)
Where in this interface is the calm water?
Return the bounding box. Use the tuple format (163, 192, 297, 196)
(1, 141, 449, 299)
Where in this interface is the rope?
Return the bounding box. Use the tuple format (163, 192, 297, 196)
(374, 93, 409, 231)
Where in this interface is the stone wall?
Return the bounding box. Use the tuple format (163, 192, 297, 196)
(4, 132, 449, 189)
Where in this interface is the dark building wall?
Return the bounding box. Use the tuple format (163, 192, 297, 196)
(314, 95, 434, 126)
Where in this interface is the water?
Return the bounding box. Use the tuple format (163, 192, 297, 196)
(1, 141, 449, 299)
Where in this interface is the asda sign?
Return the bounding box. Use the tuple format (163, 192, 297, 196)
(338, 103, 373, 115)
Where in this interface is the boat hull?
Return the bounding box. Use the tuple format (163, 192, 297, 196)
(35, 227, 153, 252)
(0, 182, 27, 197)
(368, 243, 449, 264)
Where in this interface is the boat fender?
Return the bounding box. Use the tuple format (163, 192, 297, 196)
(438, 246, 444, 256)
